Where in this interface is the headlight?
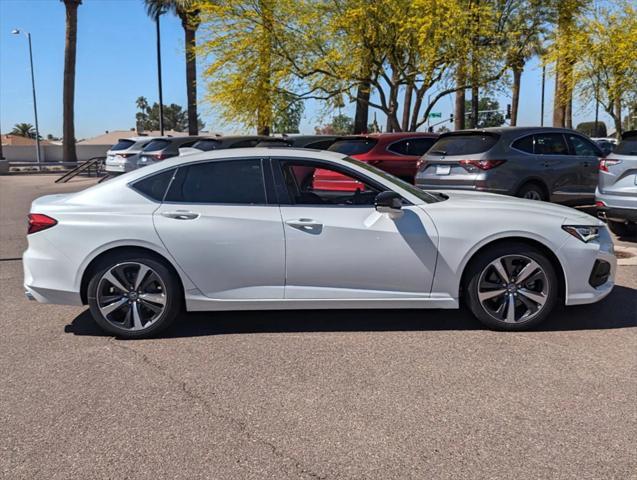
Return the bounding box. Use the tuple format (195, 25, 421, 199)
(562, 225, 600, 243)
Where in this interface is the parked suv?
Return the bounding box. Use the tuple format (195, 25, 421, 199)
(415, 127, 602, 205)
(104, 137, 159, 174)
(596, 130, 637, 237)
(137, 136, 202, 168)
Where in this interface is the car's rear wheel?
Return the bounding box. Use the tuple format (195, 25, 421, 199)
(87, 255, 181, 339)
(606, 220, 637, 238)
(516, 182, 547, 201)
(463, 243, 558, 330)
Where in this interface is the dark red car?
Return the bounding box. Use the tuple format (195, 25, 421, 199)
(314, 132, 439, 190)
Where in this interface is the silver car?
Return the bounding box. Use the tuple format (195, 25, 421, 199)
(596, 130, 637, 237)
(415, 127, 601, 205)
(104, 137, 159, 174)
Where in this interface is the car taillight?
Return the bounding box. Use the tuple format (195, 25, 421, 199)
(459, 159, 506, 171)
(416, 159, 425, 170)
(595, 201, 606, 207)
(599, 158, 622, 172)
(117, 153, 135, 158)
(28, 214, 57, 234)
(154, 153, 165, 160)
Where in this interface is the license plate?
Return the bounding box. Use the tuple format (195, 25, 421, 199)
(436, 165, 451, 175)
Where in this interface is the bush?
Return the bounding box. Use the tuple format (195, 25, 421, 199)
(576, 121, 607, 137)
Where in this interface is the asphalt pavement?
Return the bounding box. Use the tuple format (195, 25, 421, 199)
(1, 174, 635, 479)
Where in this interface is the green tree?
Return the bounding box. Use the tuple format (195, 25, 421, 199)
(144, 0, 201, 135)
(315, 114, 354, 135)
(11, 123, 36, 138)
(61, 0, 81, 161)
(272, 93, 305, 134)
(135, 96, 205, 132)
(464, 96, 505, 128)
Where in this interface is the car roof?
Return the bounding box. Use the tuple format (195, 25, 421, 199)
(445, 126, 583, 136)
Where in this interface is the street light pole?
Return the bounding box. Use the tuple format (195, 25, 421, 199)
(155, 12, 165, 136)
(12, 29, 42, 168)
(540, 65, 546, 127)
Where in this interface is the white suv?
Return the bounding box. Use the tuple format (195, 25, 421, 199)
(105, 137, 160, 174)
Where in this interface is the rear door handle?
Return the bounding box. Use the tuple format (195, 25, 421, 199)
(161, 211, 200, 220)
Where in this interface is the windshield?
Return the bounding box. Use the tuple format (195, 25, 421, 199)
(328, 138, 378, 155)
(341, 156, 442, 204)
(428, 133, 499, 156)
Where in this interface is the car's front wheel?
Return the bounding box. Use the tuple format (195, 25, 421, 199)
(463, 243, 559, 330)
(87, 254, 182, 339)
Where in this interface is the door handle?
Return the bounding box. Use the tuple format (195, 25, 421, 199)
(161, 211, 200, 220)
(285, 218, 323, 231)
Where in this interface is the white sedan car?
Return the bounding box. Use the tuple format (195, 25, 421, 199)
(24, 149, 616, 339)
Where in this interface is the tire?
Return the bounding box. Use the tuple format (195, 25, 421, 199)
(516, 182, 547, 201)
(463, 242, 559, 331)
(87, 253, 182, 339)
(606, 220, 637, 238)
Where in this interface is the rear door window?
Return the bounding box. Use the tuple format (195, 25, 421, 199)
(567, 134, 601, 156)
(328, 138, 378, 155)
(111, 139, 135, 151)
(533, 133, 569, 155)
(142, 139, 171, 152)
(512, 135, 534, 154)
(165, 159, 266, 204)
(427, 134, 499, 156)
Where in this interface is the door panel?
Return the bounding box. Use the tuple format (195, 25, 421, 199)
(281, 205, 438, 298)
(154, 205, 285, 299)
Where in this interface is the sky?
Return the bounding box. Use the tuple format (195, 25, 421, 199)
(0, 0, 614, 140)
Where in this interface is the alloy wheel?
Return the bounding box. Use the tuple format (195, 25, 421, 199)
(523, 190, 542, 201)
(96, 262, 167, 331)
(477, 255, 549, 323)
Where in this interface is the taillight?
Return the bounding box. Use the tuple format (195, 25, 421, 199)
(599, 158, 622, 172)
(459, 159, 506, 171)
(117, 153, 135, 158)
(416, 159, 425, 170)
(28, 214, 57, 234)
(595, 201, 606, 208)
(155, 153, 165, 161)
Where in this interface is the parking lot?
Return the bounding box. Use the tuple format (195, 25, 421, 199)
(1, 174, 635, 479)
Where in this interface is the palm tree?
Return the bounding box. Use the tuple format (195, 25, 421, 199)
(61, 0, 81, 162)
(11, 123, 36, 138)
(507, 35, 545, 126)
(144, 0, 200, 135)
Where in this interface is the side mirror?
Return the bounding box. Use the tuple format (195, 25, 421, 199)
(375, 191, 403, 218)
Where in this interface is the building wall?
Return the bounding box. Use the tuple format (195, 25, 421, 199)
(2, 144, 111, 163)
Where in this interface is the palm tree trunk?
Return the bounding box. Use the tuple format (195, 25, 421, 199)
(62, 0, 81, 163)
(182, 11, 199, 135)
(510, 66, 522, 126)
(454, 66, 466, 130)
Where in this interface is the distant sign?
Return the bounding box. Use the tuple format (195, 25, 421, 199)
(428, 112, 442, 118)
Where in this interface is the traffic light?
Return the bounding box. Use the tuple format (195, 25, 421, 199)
(506, 104, 511, 120)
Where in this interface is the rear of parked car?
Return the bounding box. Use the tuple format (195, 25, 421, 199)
(105, 138, 155, 174)
(596, 130, 637, 237)
(137, 137, 202, 168)
(415, 128, 601, 205)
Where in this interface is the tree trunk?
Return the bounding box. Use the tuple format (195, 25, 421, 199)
(401, 84, 413, 131)
(385, 66, 401, 132)
(353, 81, 370, 134)
(510, 66, 522, 126)
(454, 66, 466, 130)
(565, 94, 573, 129)
(62, 0, 80, 163)
(256, 0, 273, 136)
(182, 11, 199, 136)
(613, 96, 622, 139)
(471, 84, 479, 129)
(553, 64, 565, 127)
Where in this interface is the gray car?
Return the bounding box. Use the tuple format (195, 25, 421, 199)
(137, 136, 203, 168)
(415, 127, 601, 205)
(596, 130, 637, 237)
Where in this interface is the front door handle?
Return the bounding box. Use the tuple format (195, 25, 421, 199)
(161, 211, 200, 220)
(285, 218, 323, 232)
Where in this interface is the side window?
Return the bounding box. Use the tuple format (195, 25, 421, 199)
(387, 139, 411, 155)
(132, 168, 176, 201)
(280, 161, 381, 206)
(512, 135, 534, 154)
(410, 138, 436, 156)
(567, 134, 600, 156)
(534, 133, 569, 155)
(165, 159, 266, 204)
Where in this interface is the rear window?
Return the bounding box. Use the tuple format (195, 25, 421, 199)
(615, 134, 637, 155)
(132, 168, 175, 201)
(191, 139, 221, 151)
(111, 139, 135, 151)
(142, 139, 171, 152)
(388, 137, 436, 156)
(328, 138, 378, 155)
(428, 133, 499, 156)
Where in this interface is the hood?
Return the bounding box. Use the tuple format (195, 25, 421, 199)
(437, 189, 601, 225)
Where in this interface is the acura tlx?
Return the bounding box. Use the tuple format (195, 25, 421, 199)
(23, 148, 615, 339)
